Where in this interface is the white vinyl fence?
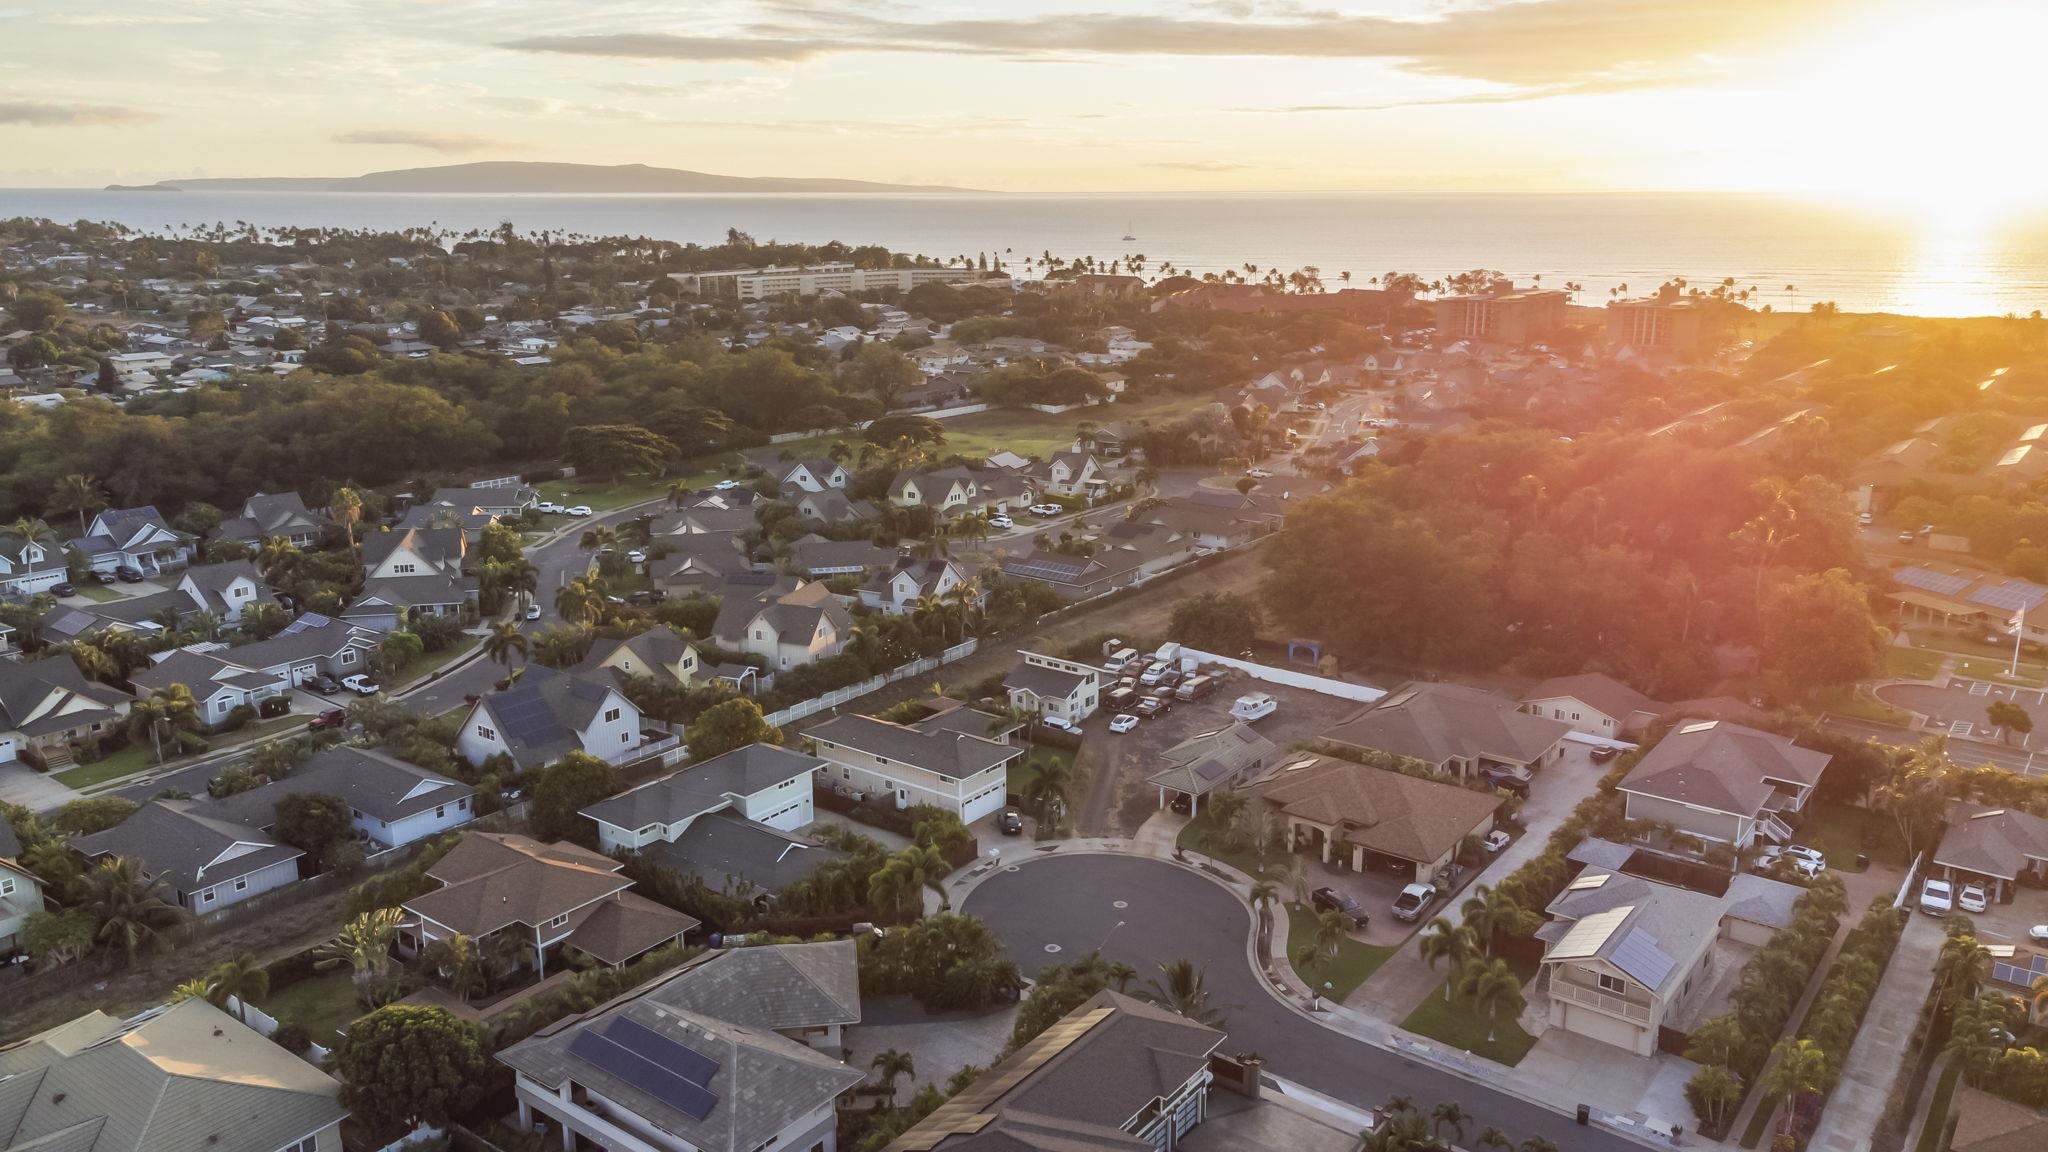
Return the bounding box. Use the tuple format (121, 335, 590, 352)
(1175, 647, 1385, 703)
(762, 639, 980, 727)
(223, 996, 333, 1064)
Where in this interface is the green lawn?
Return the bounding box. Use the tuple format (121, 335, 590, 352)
(1800, 805, 1910, 871)
(1954, 656, 2048, 687)
(67, 583, 126, 604)
(386, 635, 482, 688)
(764, 395, 1198, 466)
(54, 742, 157, 789)
(260, 972, 368, 1048)
(1398, 955, 1541, 1067)
(1175, 809, 1266, 878)
(536, 465, 729, 514)
(1883, 647, 1946, 681)
(1284, 901, 1395, 1001)
(1812, 685, 1912, 726)
(1915, 1061, 1962, 1152)
(1007, 745, 1073, 797)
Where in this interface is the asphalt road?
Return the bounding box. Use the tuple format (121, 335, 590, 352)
(964, 853, 1645, 1152)
(1820, 713, 2046, 777)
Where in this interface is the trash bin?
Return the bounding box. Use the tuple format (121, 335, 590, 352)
(1577, 1105, 1591, 1126)
(1857, 852, 1870, 869)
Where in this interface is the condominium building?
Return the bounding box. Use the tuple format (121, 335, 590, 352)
(1606, 291, 1706, 354)
(1432, 284, 1568, 343)
(669, 263, 982, 300)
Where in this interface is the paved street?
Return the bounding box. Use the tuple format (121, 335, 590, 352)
(965, 853, 1650, 1152)
(1820, 713, 2045, 776)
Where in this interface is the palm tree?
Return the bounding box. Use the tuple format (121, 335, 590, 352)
(1459, 885, 1530, 956)
(1430, 1102, 1468, 1143)
(1142, 959, 1226, 1028)
(425, 932, 486, 1002)
(554, 577, 605, 626)
(85, 856, 185, 966)
(500, 556, 540, 611)
(1761, 1038, 1828, 1136)
(48, 473, 104, 539)
(315, 909, 403, 1004)
(1106, 961, 1138, 993)
(328, 486, 363, 545)
(868, 843, 952, 917)
(871, 1049, 915, 1103)
(1937, 932, 1993, 1007)
(1455, 956, 1527, 1044)
(203, 953, 270, 1022)
(127, 683, 201, 763)
(484, 620, 529, 668)
(1476, 1128, 1512, 1151)
(1248, 880, 1279, 918)
(1419, 918, 1479, 1001)
(580, 524, 615, 553)
(1022, 754, 1078, 830)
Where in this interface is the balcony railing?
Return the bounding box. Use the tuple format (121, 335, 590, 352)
(1550, 976, 1654, 1023)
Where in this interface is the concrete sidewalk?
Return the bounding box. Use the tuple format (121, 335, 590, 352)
(1806, 911, 1943, 1152)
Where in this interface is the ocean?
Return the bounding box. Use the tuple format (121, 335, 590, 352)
(4, 188, 2047, 318)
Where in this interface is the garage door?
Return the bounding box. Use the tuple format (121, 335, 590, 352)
(0, 737, 14, 763)
(1565, 1002, 1645, 1052)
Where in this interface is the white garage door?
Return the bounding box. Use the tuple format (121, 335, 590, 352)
(0, 737, 15, 763)
(1565, 1002, 1646, 1052)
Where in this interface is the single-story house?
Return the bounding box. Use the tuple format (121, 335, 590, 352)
(1932, 801, 2048, 902)
(68, 506, 196, 577)
(1243, 754, 1502, 884)
(74, 800, 304, 912)
(199, 745, 477, 850)
(1520, 673, 1667, 740)
(1146, 722, 1279, 814)
(0, 654, 132, 769)
(1321, 681, 1569, 782)
(220, 491, 331, 548)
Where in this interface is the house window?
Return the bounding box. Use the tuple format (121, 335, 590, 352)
(340, 651, 356, 665)
(435, 805, 446, 818)
(458, 798, 469, 811)
(476, 724, 495, 741)
(393, 564, 417, 574)
(1598, 972, 1626, 995)
(604, 707, 621, 723)
(234, 877, 249, 891)
(621, 732, 631, 744)
(0, 877, 14, 896)
(200, 888, 216, 904)
(284, 1138, 319, 1152)
(546, 913, 569, 929)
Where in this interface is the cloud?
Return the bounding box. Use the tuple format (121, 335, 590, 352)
(500, 0, 1844, 95)
(0, 100, 155, 126)
(332, 128, 513, 154)
(1146, 160, 1253, 172)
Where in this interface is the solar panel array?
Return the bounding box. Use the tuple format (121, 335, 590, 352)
(1893, 566, 1972, 596)
(1004, 555, 1093, 583)
(1549, 905, 1633, 961)
(493, 685, 569, 748)
(278, 612, 334, 635)
(569, 1016, 722, 1122)
(1610, 928, 1677, 990)
(1566, 872, 1610, 891)
(1968, 579, 2048, 613)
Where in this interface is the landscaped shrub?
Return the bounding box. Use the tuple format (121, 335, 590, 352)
(858, 913, 1021, 1012)
(271, 1018, 313, 1055)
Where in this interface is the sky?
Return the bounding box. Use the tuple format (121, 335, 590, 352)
(3, 0, 2046, 211)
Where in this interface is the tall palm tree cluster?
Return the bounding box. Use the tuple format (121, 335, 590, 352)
(1363, 1096, 1557, 1152)
(1410, 885, 1536, 1043)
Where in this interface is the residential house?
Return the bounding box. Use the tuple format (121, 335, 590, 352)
(1243, 754, 1502, 885)
(199, 745, 476, 850)
(205, 612, 378, 690)
(399, 832, 697, 977)
(792, 487, 880, 528)
(0, 823, 45, 956)
(0, 531, 69, 597)
(438, 484, 540, 517)
(497, 941, 864, 1152)
(859, 556, 973, 615)
(710, 580, 851, 671)
(1320, 682, 1570, 782)
(650, 543, 761, 598)
(573, 628, 703, 689)
(888, 466, 983, 517)
(457, 664, 671, 771)
(1037, 451, 1107, 499)
(74, 801, 303, 912)
(220, 492, 330, 549)
(346, 527, 476, 631)
(1537, 885, 1722, 1057)
(1075, 422, 1132, 457)
(882, 990, 1225, 1152)
(789, 535, 897, 578)
(583, 743, 838, 894)
(174, 559, 277, 624)
(0, 999, 348, 1152)
(1948, 1087, 2048, 1152)
(649, 505, 758, 538)
(132, 649, 289, 730)
(1931, 801, 2048, 902)
(69, 506, 195, 576)
(1616, 720, 1830, 848)
(0, 655, 132, 770)
(1145, 723, 1279, 815)
(809, 709, 1022, 822)
(777, 458, 851, 493)
(1520, 673, 1667, 740)
(1003, 651, 1102, 725)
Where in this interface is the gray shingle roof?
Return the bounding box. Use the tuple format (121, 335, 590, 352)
(808, 713, 1022, 780)
(638, 939, 860, 1032)
(1522, 673, 1665, 726)
(1934, 802, 2048, 881)
(1619, 720, 1831, 818)
(1145, 723, 1277, 797)
(198, 745, 472, 829)
(473, 664, 623, 768)
(73, 801, 301, 896)
(642, 812, 846, 895)
(0, 656, 130, 739)
(1322, 681, 1569, 768)
(1003, 662, 1094, 701)
(583, 744, 824, 831)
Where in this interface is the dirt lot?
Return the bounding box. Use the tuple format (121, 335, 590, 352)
(1080, 677, 1362, 836)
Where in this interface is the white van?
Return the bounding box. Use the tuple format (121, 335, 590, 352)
(1105, 647, 1139, 674)
(1230, 692, 1277, 721)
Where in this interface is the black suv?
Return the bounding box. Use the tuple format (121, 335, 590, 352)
(998, 809, 1024, 835)
(1311, 887, 1370, 929)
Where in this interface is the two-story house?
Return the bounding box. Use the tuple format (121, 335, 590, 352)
(1003, 651, 1102, 725)
(777, 458, 851, 493)
(0, 530, 69, 597)
(809, 710, 1021, 822)
(1036, 450, 1107, 498)
(174, 559, 277, 624)
(219, 491, 331, 549)
(1617, 720, 1831, 848)
(0, 654, 132, 770)
(710, 581, 851, 671)
(573, 628, 703, 689)
(792, 487, 880, 528)
(888, 466, 981, 517)
(583, 743, 839, 894)
(1537, 882, 1723, 1057)
(74, 801, 303, 912)
(858, 557, 973, 615)
(456, 664, 670, 771)
(0, 823, 46, 956)
(345, 526, 476, 631)
(497, 941, 864, 1152)
(69, 506, 195, 577)
(399, 832, 697, 978)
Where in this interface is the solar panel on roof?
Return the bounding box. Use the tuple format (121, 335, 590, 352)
(278, 612, 334, 635)
(1611, 928, 1677, 990)
(1968, 580, 2048, 612)
(494, 689, 567, 746)
(1894, 566, 1972, 596)
(606, 1017, 721, 1087)
(1550, 905, 1633, 960)
(1566, 872, 1609, 891)
(569, 1028, 720, 1121)
(1006, 556, 1090, 581)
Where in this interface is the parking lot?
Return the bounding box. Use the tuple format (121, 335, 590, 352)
(1074, 670, 1369, 836)
(1878, 678, 2048, 745)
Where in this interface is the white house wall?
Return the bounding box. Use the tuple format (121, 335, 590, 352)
(186, 856, 299, 912)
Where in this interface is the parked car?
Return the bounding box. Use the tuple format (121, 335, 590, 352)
(307, 674, 341, 694)
(341, 674, 381, 696)
(1589, 745, 1620, 763)
(1919, 878, 1955, 916)
(91, 570, 116, 585)
(525, 603, 543, 620)
(539, 501, 565, 514)
(1392, 883, 1438, 922)
(714, 479, 740, 490)
(998, 809, 1025, 835)
(1245, 467, 1274, 479)
(1156, 669, 1184, 690)
(1230, 693, 1277, 721)
(1312, 887, 1370, 929)
(258, 696, 293, 718)
(626, 549, 647, 564)
(1959, 882, 1990, 913)
(1858, 511, 1874, 526)
(987, 514, 1014, 530)
(1028, 503, 1065, 517)
(1480, 767, 1531, 798)
(114, 565, 145, 583)
(2029, 924, 2048, 941)
(1135, 696, 1171, 719)
(50, 582, 74, 597)
(1108, 713, 1139, 734)
(1038, 714, 1078, 733)
(626, 589, 665, 606)
(1106, 687, 1139, 711)
(1484, 830, 1511, 853)
(1138, 662, 1170, 686)
(566, 504, 593, 517)
(1784, 845, 1827, 870)
(307, 709, 347, 731)
(1898, 530, 1916, 544)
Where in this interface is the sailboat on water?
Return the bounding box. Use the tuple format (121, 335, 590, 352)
(1121, 222, 1137, 241)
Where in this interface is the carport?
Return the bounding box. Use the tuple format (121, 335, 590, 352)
(1931, 802, 2048, 904)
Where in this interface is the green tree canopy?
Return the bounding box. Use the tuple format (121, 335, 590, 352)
(529, 751, 622, 843)
(683, 698, 782, 763)
(331, 1004, 492, 1135)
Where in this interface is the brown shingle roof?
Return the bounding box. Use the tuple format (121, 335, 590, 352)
(1245, 756, 1500, 864)
(406, 833, 629, 937)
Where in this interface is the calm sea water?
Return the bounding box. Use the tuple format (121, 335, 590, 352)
(4, 189, 2047, 318)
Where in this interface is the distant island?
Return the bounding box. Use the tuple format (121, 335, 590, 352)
(107, 161, 983, 195)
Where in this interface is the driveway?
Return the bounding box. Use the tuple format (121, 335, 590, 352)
(0, 762, 80, 810)
(1805, 911, 1944, 1152)
(1879, 679, 2048, 747)
(964, 853, 1648, 1152)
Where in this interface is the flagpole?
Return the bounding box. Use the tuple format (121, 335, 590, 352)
(2014, 605, 2026, 678)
